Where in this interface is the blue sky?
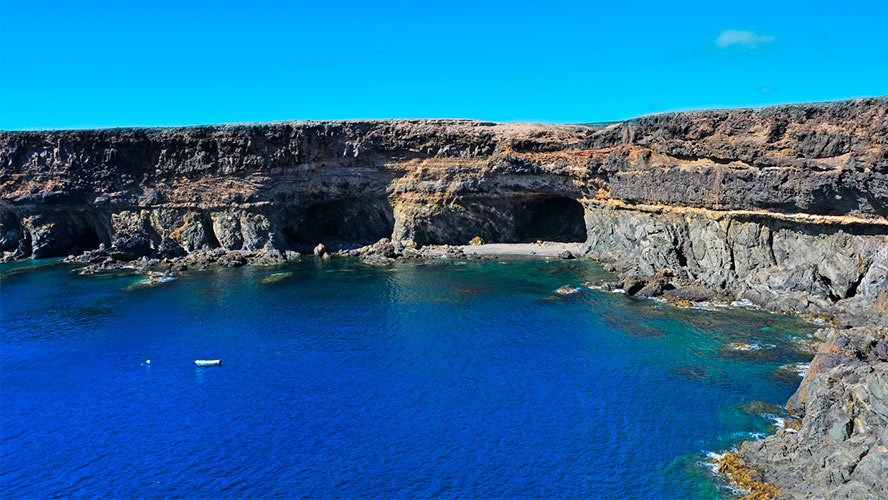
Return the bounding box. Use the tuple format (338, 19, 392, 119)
(1, 0, 886, 129)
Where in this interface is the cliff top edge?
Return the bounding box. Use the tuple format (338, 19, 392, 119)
(3, 96, 885, 135)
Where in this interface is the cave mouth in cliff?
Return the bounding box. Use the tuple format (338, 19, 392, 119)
(286, 200, 395, 250)
(513, 197, 586, 243)
(30, 221, 104, 259)
(69, 226, 103, 255)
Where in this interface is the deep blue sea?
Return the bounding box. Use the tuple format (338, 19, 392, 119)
(0, 258, 816, 499)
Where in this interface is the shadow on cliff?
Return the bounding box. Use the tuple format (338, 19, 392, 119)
(282, 199, 395, 251)
(513, 196, 586, 243)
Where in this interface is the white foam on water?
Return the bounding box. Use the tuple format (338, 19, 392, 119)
(702, 451, 725, 474)
(584, 284, 626, 294)
(764, 414, 800, 434)
(731, 430, 768, 440)
(730, 299, 762, 310)
(701, 449, 750, 496)
(702, 451, 732, 478)
(695, 300, 731, 310)
(136, 274, 177, 286)
(763, 414, 785, 430)
(781, 362, 810, 377)
(728, 342, 775, 351)
(685, 303, 720, 311)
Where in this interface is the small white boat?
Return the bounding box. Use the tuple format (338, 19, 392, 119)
(194, 359, 222, 367)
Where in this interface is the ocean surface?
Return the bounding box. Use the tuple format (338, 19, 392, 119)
(0, 258, 817, 499)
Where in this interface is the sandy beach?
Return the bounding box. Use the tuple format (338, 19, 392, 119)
(419, 242, 582, 258)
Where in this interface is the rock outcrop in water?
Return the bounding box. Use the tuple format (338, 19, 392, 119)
(739, 327, 888, 500)
(2, 97, 888, 498)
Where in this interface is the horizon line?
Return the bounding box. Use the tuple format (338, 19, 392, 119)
(2, 95, 885, 133)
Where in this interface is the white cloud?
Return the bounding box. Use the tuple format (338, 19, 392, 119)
(715, 30, 775, 49)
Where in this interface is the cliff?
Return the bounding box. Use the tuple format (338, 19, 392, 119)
(2, 97, 888, 498)
(3, 98, 887, 321)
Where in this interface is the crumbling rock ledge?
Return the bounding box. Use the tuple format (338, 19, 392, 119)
(3, 97, 888, 498)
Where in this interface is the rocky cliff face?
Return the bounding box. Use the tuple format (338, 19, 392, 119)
(2, 98, 888, 498)
(739, 327, 888, 500)
(3, 98, 886, 322)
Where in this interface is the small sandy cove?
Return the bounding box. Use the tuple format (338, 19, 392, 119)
(420, 242, 582, 258)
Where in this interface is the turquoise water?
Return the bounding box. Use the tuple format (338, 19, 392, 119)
(0, 258, 816, 499)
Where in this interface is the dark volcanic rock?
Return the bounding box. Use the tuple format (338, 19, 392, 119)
(155, 237, 186, 259)
(110, 232, 152, 261)
(2, 98, 887, 263)
(620, 276, 650, 295)
(662, 282, 715, 303)
(0, 210, 23, 252)
(739, 328, 888, 500)
(635, 278, 674, 298)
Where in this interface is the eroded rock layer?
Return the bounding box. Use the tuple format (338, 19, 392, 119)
(3, 98, 887, 320)
(2, 97, 888, 498)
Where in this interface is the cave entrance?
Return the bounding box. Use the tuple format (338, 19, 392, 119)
(286, 200, 394, 250)
(513, 197, 586, 243)
(31, 214, 105, 259)
(69, 224, 103, 255)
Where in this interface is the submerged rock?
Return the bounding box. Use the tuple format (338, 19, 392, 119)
(126, 272, 178, 289)
(258, 272, 293, 285)
(554, 285, 582, 296)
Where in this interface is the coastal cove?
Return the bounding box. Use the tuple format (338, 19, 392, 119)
(1, 257, 818, 499)
(2, 98, 888, 498)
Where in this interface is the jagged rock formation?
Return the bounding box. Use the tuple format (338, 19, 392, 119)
(583, 204, 888, 328)
(3, 98, 886, 322)
(2, 97, 888, 498)
(739, 327, 888, 500)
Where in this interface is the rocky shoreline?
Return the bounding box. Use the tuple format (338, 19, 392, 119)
(58, 238, 581, 275)
(585, 268, 887, 499)
(3, 97, 888, 499)
(734, 327, 888, 499)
